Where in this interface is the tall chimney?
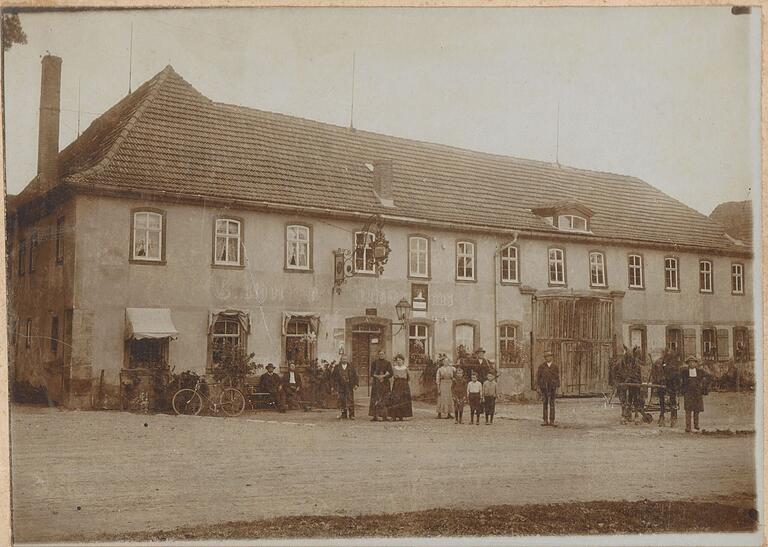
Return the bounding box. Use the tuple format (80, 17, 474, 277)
(37, 55, 62, 193)
(372, 159, 394, 207)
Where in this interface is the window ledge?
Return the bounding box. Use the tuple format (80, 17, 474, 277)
(284, 267, 314, 273)
(129, 258, 167, 266)
(212, 263, 245, 270)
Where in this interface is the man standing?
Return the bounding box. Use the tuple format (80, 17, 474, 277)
(680, 355, 709, 433)
(281, 361, 303, 411)
(259, 363, 282, 411)
(474, 347, 493, 384)
(369, 350, 393, 422)
(536, 350, 560, 426)
(332, 356, 358, 419)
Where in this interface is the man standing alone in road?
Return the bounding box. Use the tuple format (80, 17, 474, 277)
(536, 350, 560, 426)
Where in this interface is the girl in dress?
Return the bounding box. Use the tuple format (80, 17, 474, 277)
(435, 356, 456, 419)
(388, 354, 413, 420)
(451, 368, 468, 424)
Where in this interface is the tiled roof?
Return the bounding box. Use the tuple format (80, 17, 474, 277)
(51, 65, 744, 254)
(709, 201, 753, 244)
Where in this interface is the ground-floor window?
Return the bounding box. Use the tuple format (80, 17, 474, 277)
(733, 327, 749, 362)
(499, 324, 521, 368)
(128, 339, 168, 369)
(701, 328, 716, 360)
(210, 317, 244, 368)
(454, 323, 476, 360)
(409, 323, 430, 365)
(629, 326, 646, 363)
(285, 319, 316, 366)
(665, 327, 682, 357)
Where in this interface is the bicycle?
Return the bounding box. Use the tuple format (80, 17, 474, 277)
(172, 377, 246, 417)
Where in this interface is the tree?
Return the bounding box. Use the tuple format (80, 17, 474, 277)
(2, 13, 27, 52)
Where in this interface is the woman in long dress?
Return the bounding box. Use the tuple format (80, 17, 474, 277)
(388, 354, 413, 420)
(435, 356, 456, 419)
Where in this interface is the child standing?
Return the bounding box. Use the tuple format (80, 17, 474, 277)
(451, 368, 468, 424)
(467, 372, 483, 425)
(482, 371, 498, 424)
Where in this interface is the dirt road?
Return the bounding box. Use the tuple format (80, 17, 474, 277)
(10, 393, 756, 542)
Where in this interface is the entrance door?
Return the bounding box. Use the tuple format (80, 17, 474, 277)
(351, 325, 382, 395)
(533, 296, 615, 396)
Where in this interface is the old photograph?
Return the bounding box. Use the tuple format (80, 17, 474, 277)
(2, 5, 762, 545)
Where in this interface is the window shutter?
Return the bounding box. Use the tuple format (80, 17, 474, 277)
(683, 328, 697, 358)
(747, 328, 755, 361)
(716, 329, 729, 361)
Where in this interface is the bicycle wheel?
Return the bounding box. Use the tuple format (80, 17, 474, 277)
(172, 389, 203, 416)
(219, 388, 246, 417)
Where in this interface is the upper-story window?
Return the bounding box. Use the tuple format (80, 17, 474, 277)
(558, 214, 589, 232)
(731, 263, 744, 295)
(548, 248, 566, 285)
(628, 254, 643, 289)
(664, 257, 679, 290)
(500, 245, 519, 283)
(18, 239, 26, 277)
(589, 251, 606, 287)
(55, 216, 65, 264)
(214, 218, 242, 266)
(354, 232, 376, 274)
(456, 241, 475, 281)
(408, 236, 429, 278)
(29, 231, 38, 273)
(286, 225, 311, 270)
(132, 210, 165, 262)
(699, 260, 713, 293)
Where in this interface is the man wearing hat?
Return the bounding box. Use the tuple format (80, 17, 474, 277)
(259, 363, 283, 411)
(331, 356, 358, 419)
(536, 350, 560, 426)
(474, 347, 493, 384)
(680, 355, 709, 432)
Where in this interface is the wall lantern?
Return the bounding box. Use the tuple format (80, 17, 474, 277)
(333, 214, 391, 294)
(392, 297, 411, 335)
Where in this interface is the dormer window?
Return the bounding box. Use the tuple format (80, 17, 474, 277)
(532, 201, 593, 234)
(558, 214, 589, 232)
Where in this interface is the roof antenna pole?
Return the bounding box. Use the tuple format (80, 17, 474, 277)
(128, 22, 134, 94)
(77, 77, 81, 137)
(349, 51, 356, 129)
(555, 101, 560, 167)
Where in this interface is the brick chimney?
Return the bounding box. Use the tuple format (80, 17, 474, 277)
(37, 55, 62, 193)
(372, 160, 394, 207)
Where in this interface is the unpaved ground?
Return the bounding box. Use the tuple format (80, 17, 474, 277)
(10, 392, 756, 543)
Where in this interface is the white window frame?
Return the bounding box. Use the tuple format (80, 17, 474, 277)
(499, 324, 519, 367)
(354, 231, 376, 274)
(628, 254, 644, 289)
(664, 257, 679, 290)
(548, 248, 566, 285)
(409, 236, 429, 278)
(286, 225, 310, 270)
(408, 323, 430, 364)
(211, 318, 243, 368)
(214, 219, 241, 266)
(132, 211, 163, 261)
(702, 328, 716, 357)
(558, 214, 589, 232)
(589, 251, 606, 287)
(456, 241, 475, 281)
(454, 324, 475, 355)
(731, 263, 744, 295)
(699, 260, 713, 293)
(501, 245, 519, 283)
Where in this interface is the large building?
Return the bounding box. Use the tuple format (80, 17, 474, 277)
(6, 56, 755, 409)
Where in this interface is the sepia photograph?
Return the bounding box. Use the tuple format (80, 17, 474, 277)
(1, 5, 763, 546)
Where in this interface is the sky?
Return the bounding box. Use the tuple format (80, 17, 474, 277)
(2, 7, 761, 215)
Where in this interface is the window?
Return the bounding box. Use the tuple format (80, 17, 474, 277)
(589, 251, 606, 287)
(454, 323, 476, 359)
(285, 319, 315, 365)
(701, 328, 716, 359)
(408, 323, 430, 365)
(55, 216, 65, 264)
(629, 326, 647, 363)
(499, 324, 521, 368)
(666, 327, 682, 356)
(408, 236, 429, 278)
(558, 214, 589, 232)
(699, 260, 713, 293)
(354, 231, 376, 274)
(214, 218, 241, 266)
(733, 327, 749, 362)
(548, 248, 565, 285)
(25, 319, 31, 349)
(50, 315, 59, 354)
(628, 254, 643, 289)
(456, 241, 475, 281)
(132, 210, 164, 262)
(128, 339, 168, 369)
(731, 263, 744, 295)
(501, 245, 519, 283)
(286, 225, 311, 270)
(664, 257, 679, 290)
(18, 240, 25, 276)
(211, 317, 243, 367)
(29, 231, 38, 272)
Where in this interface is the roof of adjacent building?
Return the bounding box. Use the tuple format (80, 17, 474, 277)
(20, 65, 749, 255)
(709, 200, 753, 244)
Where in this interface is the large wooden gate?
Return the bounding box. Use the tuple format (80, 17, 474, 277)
(532, 295, 615, 396)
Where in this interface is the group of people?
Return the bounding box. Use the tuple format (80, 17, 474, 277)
(435, 350, 498, 424)
(257, 361, 305, 412)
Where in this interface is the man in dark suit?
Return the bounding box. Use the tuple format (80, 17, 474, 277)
(536, 350, 560, 426)
(369, 351, 393, 421)
(474, 348, 493, 384)
(259, 363, 282, 410)
(281, 361, 303, 411)
(680, 355, 709, 432)
(332, 356, 358, 419)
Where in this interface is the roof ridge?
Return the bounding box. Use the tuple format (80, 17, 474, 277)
(69, 66, 179, 181)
